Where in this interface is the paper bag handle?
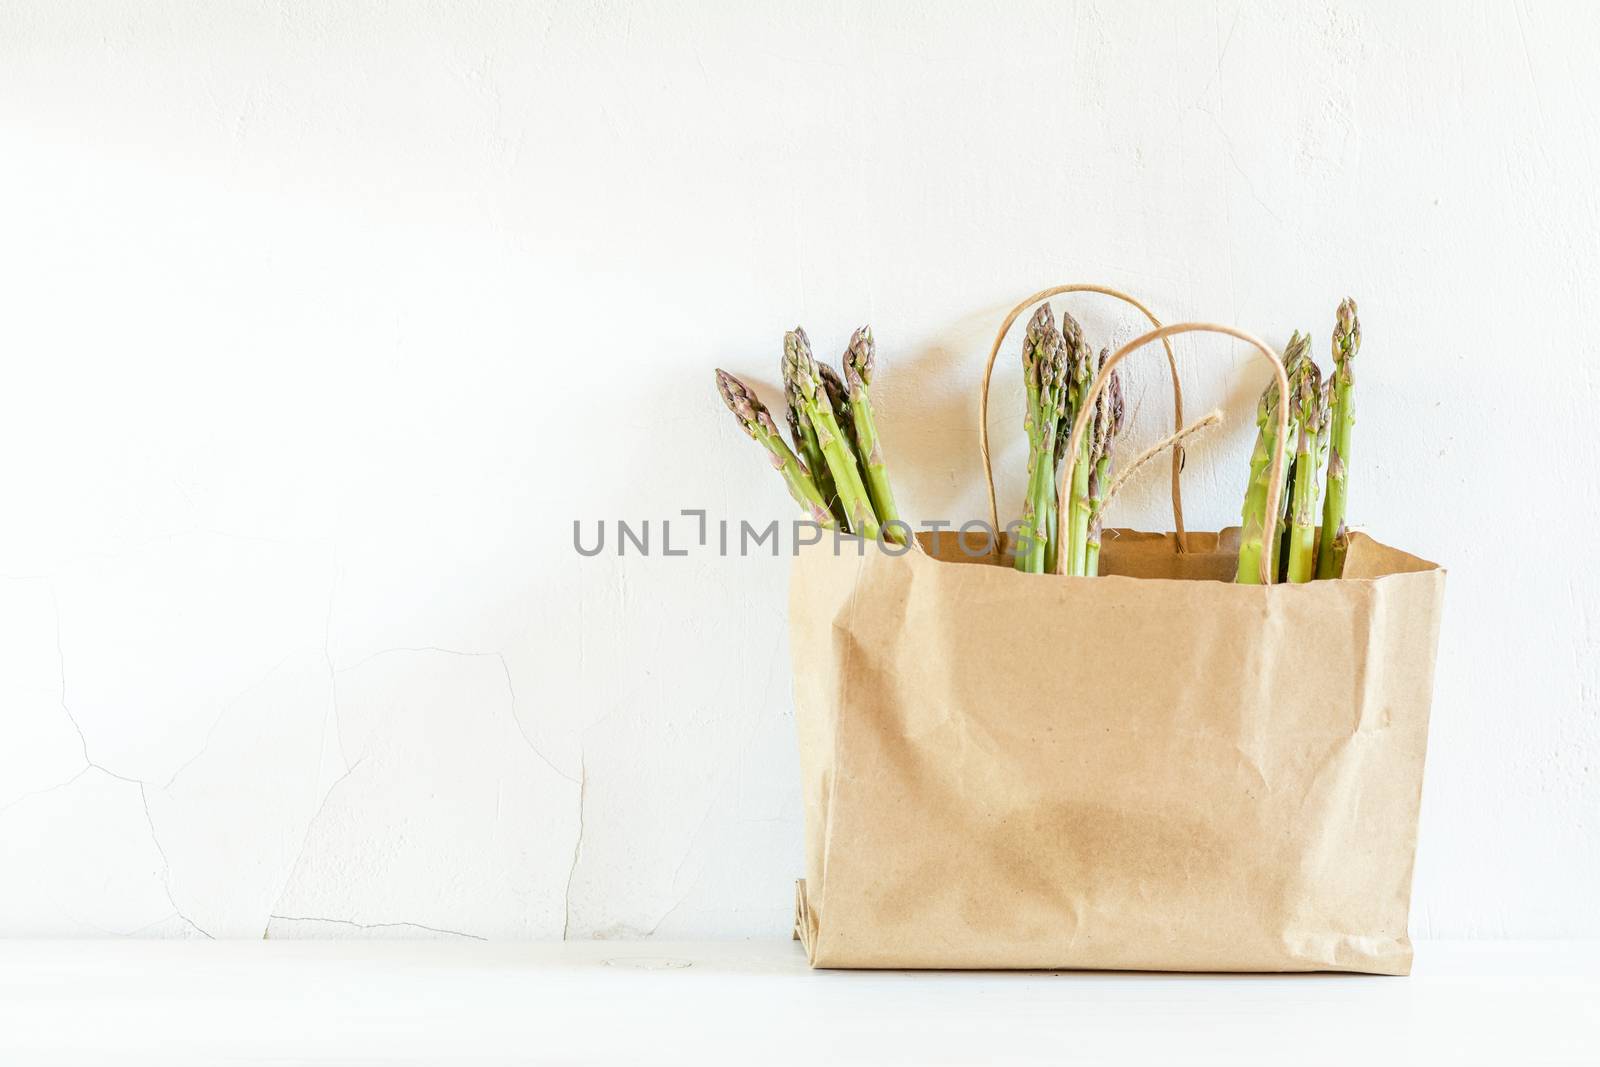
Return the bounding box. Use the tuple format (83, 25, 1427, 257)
(978, 285, 1190, 551)
(1055, 323, 1290, 582)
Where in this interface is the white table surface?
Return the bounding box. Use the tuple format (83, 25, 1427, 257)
(1, 939, 1595, 1065)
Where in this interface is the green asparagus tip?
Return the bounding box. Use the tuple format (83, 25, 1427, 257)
(1109, 365, 1125, 435)
(1038, 317, 1065, 403)
(1334, 298, 1360, 365)
(844, 325, 875, 391)
(1052, 332, 1092, 465)
(1086, 349, 1124, 462)
(1291, 342, 1324, 423)
(1023, 304, 1052, 386)
(1060, 309, 1084, 365)
(784, 327, 819, 404)
(715, 367, 747, 420)
(817, 361, 851, 419)
(1063, 312, 1092, 400)
(781, 333, 802, 401)
(716, 368, 779, 440)
(1284, 330, 1310, 367)
(1089, 351, 1108, 451)
(1268, 331, 1311, 408)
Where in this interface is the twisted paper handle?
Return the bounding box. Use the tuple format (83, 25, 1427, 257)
(978, 285, 1189, 551)
(1054, 323, 1289, 582)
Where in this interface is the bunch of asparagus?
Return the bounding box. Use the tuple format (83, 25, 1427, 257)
(1235, 298, 1361, 583)
(715, 326, 907, 544)
(1012, 304, 1127, 576)
(713, 298, 1359, 582)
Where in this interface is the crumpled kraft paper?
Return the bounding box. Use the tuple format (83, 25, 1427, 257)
(790, 530, 1444, 974)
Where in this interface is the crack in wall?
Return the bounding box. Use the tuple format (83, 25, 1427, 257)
(333, 644, 498, 676)
(646, 889, 694, 938)
(54, 586, 93, 771)
(0, 766, 92, 817)
(334, 644, 579, 783)
(48, 585, 213, 939)
(562, 750, 586, 940)
(139, 782, 213, 939)
(161, 653, 297, 791)
(42, 587, 590, 943)
(496, 652, 580, 784)
(323, 566, 345, 771)
(266, 913, 486, 941)
(264, 755, 368, 936)
(264, 643, 590, 942)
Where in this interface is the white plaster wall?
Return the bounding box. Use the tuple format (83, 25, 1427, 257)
(0, 0, 1594, 940)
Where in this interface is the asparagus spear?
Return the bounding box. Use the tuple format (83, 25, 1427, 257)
(1083, 359, 1125, 578)
(715, 369, 835, 527)
(1274, 332, 1313, 580)
(1236, 398, 1274, 585)
(783, 343, 846, 528)
(1235, 332, 1305, 584)
(1053, 310, 1091, 471)
(816, 360, 874, 496)
(1313, 375, 1334, 553)
(1284, 342, 1326, 584)
(1014, 306, 1066, 572)
(817, 363, 854, 438)
(842, 326, 907, 544)
(1047, 312, 1089, 574)
(1315, 298, 1361, 579)
(1275, 417, 1297, 581)
(1062, 332, 1096, 576)
(1032, 320, 1070, 573)
(786, 327, 882, 540)
(1014, 305, 1047, 571)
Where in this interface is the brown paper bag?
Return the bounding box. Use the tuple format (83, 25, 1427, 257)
(787, 288, 1446, 974)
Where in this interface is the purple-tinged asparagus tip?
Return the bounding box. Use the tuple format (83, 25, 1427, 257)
(1027, 303, 1053, 336)
(1108, 362, 1126, 438)
(1334, 298, 1360, 364)
(784, 327, 819, 403)
(844, 325, 875, 390)
(715, 368, 766, 438)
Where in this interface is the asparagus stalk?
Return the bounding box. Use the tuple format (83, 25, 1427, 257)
(1083, 359, 1125, 578)
(786, 327, 882, 540)
(1052, 310, 1089, 473)
(1313, 375, 1334, 553)
(1062, 333, 1096, 576)
(817, 363, 854, 442)
(841, 327, 907, 544)
(1315, 298, 1361, 579)
(783, 346, 846, 528)
(1014, 306, 1066, 572)
(816, 360, 873, 498)
(715, 369, 835, 527)
(1284, 343, 1326, 584)
(1274, 332, 1312, 580)
(1275, 434, 1297, 582)
(1235, 332, 1304, 584)
(1032, 322, 1070, 573)
(1236, 401, 1273, 584)
(1046, 312, 1088, 574)
(1317, 375, 1334, 481)
(1079, 348, 1109, 577)
(1013, 305, 1047, 571)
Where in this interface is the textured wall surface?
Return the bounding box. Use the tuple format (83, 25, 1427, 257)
(1, 0, 1595, 940)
